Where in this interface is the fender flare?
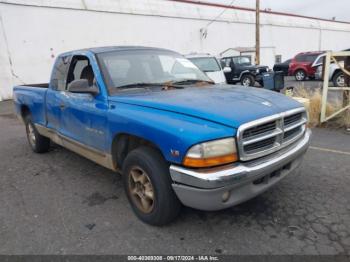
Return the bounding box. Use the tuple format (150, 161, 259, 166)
(233, 70, 251, 81)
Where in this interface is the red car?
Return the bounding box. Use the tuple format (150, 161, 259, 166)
(288, 51, 324, 81)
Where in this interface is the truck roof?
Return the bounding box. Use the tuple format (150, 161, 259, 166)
(185, 53, 215, 59)
(61, 46, 175, 55)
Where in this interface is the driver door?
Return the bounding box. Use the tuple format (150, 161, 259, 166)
(59, 55, 108, 152)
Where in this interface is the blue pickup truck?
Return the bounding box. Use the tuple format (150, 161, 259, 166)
(13, 46, 311, 225)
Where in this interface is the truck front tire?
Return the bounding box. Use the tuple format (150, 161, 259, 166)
(240, 74, 255, 87)
(333, 71, 344, 87)
(25, 115, 50, 153)
(294, 69, 306, 81)
(122, 146, 181, 226)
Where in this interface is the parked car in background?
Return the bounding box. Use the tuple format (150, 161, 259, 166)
(288, 51, 324, 81)
(273, 59, 291, 76)
(186, 53, 230, 84)
(312, 53, 345, 87)
(220, 56, 269, 86)
(13, 46, 311, 225)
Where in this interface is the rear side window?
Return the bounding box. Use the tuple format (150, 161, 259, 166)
(221, 58, 232, 68)
(295, 54, 318, 63)
(305, 55, 318, 63)
(295, 55, 307, 62)
(51, 56, 71, 91)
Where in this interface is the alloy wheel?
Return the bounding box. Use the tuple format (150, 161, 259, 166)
(128, 166, 155, 213)
(336, 75, 345, 87)
(296, 71, 305, 81)
(242, 77, 251, 86)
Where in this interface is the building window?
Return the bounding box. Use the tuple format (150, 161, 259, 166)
(275, 55, 282, 63)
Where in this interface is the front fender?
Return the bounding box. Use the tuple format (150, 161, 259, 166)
(107, 102, 235, 164)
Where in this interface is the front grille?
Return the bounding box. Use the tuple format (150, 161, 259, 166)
(259, 67, 268, 74)
(237, 108, 307, 161)
(244, 137, 276, 154)
(284, 113, 302, 126)
(284, 126, 302, 140)
(242, 121, 276, 139)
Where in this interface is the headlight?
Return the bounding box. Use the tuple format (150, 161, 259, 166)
(256, 68, 260, 74)
(183, 138, 238, 168)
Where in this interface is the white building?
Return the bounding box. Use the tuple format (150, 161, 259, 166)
(1, 0, 350, 100)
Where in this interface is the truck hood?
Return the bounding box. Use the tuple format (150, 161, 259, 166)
(109, 85, 303, 128)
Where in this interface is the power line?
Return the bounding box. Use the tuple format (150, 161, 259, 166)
(204, 0, 236, 28)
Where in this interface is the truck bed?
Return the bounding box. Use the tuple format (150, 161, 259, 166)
(13, 84, 49, 126)
(19, 83, 49, 88)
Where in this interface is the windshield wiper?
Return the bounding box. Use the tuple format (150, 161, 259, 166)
(116, 80, 213, 90)
(169, 79, 215, 85)
(117, 83, 165, 89)
(117, 82, 185, 90)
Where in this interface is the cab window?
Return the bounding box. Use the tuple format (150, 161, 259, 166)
(51, 56, 71, 91)
(66, 55, 96, 88)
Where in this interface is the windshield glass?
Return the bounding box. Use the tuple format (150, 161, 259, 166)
(187, 57, 221, 72)
(97, 50, 211, 92)
(232, 56, 251, 65)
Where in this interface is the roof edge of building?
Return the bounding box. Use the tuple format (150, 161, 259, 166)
(171, 0, 350, 25)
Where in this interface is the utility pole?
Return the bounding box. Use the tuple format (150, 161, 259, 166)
(255, 0, 260, 65)
(344, 56, 350, 130)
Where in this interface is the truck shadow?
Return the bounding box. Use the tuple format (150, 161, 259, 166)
(49, 144, 300, 232)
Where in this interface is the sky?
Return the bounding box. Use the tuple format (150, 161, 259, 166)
(203, 0, 350, 22)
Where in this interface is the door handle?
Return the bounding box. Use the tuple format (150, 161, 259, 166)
(59, 103, 66, 110)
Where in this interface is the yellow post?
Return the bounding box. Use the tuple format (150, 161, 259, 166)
(320, 52, 331, 122)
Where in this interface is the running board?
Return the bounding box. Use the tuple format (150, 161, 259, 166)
(35, 124, 117, 171)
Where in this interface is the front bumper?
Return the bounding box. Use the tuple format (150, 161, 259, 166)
(314, 71, 322, 80)
(170, 129, 311, 211)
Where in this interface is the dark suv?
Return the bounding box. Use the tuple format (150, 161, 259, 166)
(288, 51, 324, 81)
(220, 56, 269, 86)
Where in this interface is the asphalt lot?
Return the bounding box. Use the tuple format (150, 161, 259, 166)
(0, 100, 350, 255)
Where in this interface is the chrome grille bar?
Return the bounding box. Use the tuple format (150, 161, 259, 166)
(242, 128, 283, 146)
(237, 107, 307, 161)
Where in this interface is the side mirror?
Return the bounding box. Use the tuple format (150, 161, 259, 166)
(68, 79, 99, 95)
(223, 67, 232, 73)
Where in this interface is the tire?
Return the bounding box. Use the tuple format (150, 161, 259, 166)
(25, 115, 50, 153)
(332, 71, 345, 87)
(294, 69, 306, 81)
(240, 74, 255, 87)
(122, 146, 181, 226)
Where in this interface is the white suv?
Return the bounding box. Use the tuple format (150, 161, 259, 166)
(312, 53, 344, 87)
(186, 53, 231, 84)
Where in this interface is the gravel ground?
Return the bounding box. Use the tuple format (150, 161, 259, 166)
(0, 100, 349, 255)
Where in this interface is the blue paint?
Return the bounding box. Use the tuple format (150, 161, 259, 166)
(13, 47, 303, 165)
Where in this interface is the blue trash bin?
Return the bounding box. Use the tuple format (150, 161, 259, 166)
(273, 71, 285, 91)
(262, 72, 275, 90)
(262, 71, 285, 92)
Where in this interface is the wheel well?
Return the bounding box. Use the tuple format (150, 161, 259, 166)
(295, 68, 306, 73)
(20, 105, 30, 120)
(241, 73, 254, 79)
(111, 133, 162, 169)
(332, 69, 342, 78)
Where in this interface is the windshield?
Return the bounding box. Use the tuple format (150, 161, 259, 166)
(187, 57, 221, 72)
(97, 49, 211, 92)
(232, 56, 252, 65)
